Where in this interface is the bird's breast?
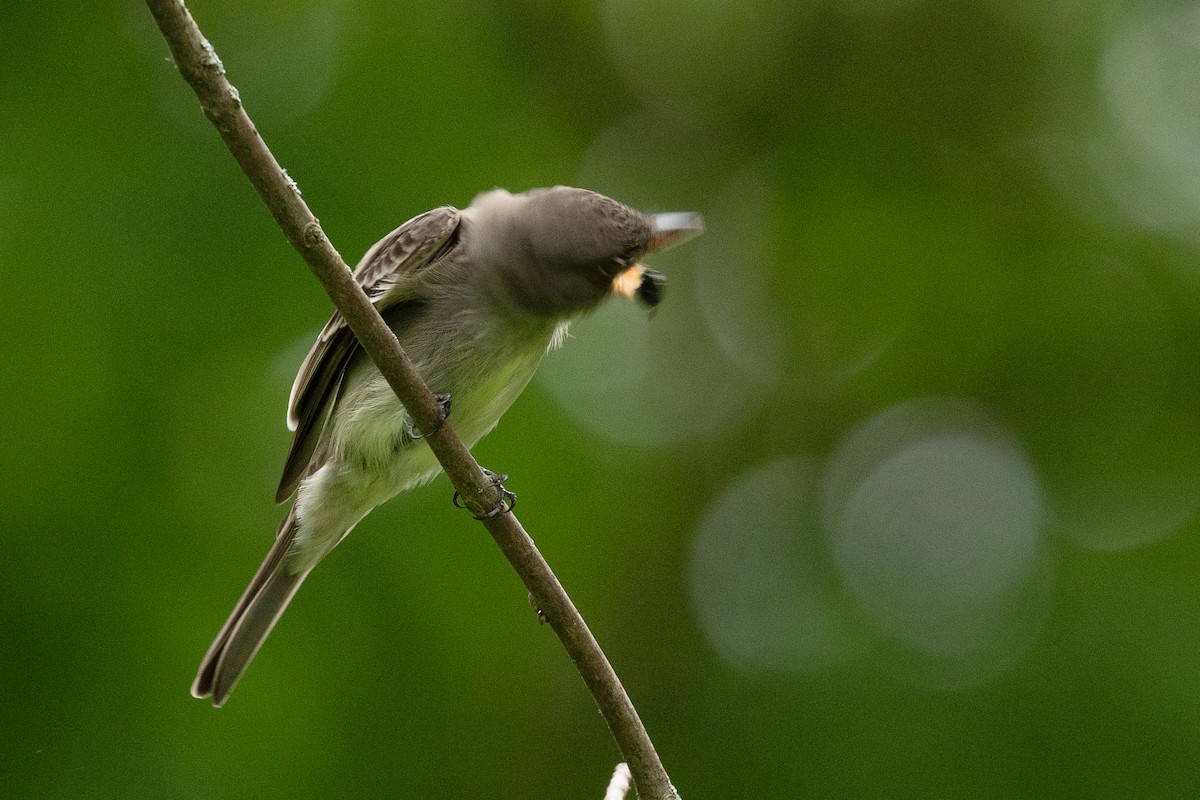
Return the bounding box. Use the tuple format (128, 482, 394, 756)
(326, 305, 555, 497)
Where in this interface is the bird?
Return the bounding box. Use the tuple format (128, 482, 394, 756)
(191, 185, 703, 706)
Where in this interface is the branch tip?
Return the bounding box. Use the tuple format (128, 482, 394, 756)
(604, 763, 633, 800)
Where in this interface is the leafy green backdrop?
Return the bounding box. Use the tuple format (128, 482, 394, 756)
(4, 1, 1200, 797)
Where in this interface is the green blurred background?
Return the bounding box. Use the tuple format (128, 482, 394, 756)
(5, 0, 1200, 797)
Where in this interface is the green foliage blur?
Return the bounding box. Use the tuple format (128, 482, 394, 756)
(5, 0, 1200, 797)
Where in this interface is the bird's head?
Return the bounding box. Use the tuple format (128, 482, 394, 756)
(465, 186, 703, 319)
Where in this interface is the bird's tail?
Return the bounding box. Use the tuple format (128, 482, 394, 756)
(192, 507, 310, 707)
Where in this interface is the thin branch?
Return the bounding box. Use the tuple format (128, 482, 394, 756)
(145, 2, 679, 798)
(605, 763, 634, 800)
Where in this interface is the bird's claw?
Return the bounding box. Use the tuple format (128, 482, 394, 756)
(403, 392, 452, 440)
(453, 468, 517, 520)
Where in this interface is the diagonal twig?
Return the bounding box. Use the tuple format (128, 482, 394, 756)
(605, 763, 634, 800)
(144, 2, 679, 798)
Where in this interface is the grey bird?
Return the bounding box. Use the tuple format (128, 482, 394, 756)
(191, 186, 703, 706)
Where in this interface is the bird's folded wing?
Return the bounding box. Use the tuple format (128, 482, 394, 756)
(275, 205, 461, 503)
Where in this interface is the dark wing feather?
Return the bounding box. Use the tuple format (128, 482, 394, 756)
(275, 205, 461, 503)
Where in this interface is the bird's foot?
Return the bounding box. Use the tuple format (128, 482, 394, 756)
(403, 392, 452, 440)
(453, 468, 517, 520)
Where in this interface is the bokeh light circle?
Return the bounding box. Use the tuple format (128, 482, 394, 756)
(690, 456, 873, 673)
(822, 398, 1053, 686)
(1099, 3, 1200, 236)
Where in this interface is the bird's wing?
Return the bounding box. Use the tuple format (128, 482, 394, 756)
(275, 205, 461, 503)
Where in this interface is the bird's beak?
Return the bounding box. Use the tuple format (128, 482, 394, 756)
(648, 212, 700, 253)
(612, 212, 702, 306)
(647, 212, 705, 253)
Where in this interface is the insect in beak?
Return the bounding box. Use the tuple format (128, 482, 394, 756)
(612, 263, 665, 309)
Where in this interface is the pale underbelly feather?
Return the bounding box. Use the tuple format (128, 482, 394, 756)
(289, 325, 551, 569)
